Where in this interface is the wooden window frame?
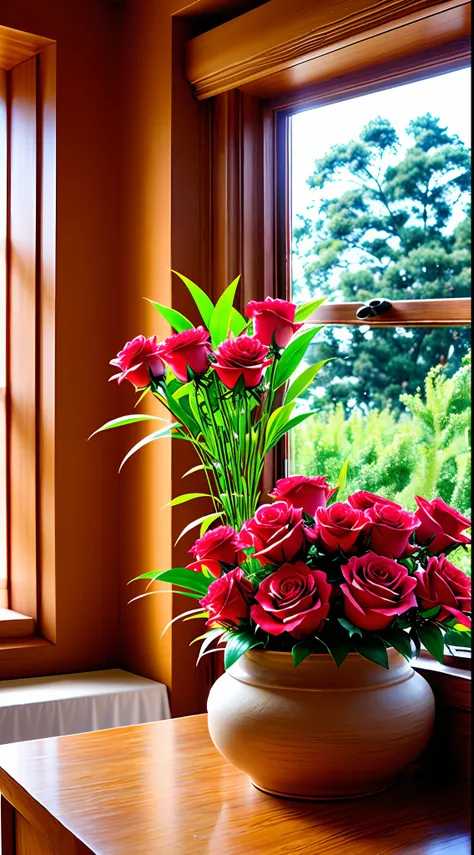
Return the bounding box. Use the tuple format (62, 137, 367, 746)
(182, 0, 471, 700)
(0, 32, 56, 643)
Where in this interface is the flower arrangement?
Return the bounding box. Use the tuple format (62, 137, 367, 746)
(92, 273, 471, 671)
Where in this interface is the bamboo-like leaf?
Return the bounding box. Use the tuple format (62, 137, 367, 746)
(265, 411, 316, 451)
(229, 307, 248, 337)
(174, 512, 223, 546)
(171, 270, 215, 327)
(160, 607, 205, 639)
(118, 425, 180, 473)
(163, 492, 216, 509)
(274, 326, 323, 389)
(172, 381, 195, 400)
(182, 464, 212, 479)
(336, 456, 351, 492)
(265, 403, 296, 446)
(209, 275, 241, 348)
(137, 567, 210, 595)
(294, 298, 325, 321)
(88, 414, 167, 439)
(134, 387, 150, 408)
(146, 298, 194, 333)
(284, 359, 332, 404)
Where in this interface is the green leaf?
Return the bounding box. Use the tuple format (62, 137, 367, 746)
(209, 275, 241, 348)
(224, 631, 263, 670)
(418, 623, 445, 664)
(171, 270, 215, 328)
(291, 640, 316, 667)
(196, 629, 226, 664)
(420, 606, 441, 619)
(182, 463, 212, 479)
(136, 568, 210, 596)
(146, 299, 194, 333)
(284, 360, 331, 404)
(265, 411, 316, 451)
(88, 414, 167, 439)
(337, 617, 362, 638)
(444, 629, 471, 648)
(174, 512, 223, 545)
(265, 402, 296, 446)
(118, 425, 179, 473)
(336, 456, 350, 493)
(274, 326, 323, 389)
(353, 635, 389, 669)
(172, 381, 195, 400)
(164, 492, 214, 509)
(377, 627, 413, 660)
(294, 298, 325, 321)
(319, 634, 351, 668)
(229, 307, 248, 337)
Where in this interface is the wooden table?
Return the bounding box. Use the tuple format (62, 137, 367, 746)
(0, 715, 470, 855)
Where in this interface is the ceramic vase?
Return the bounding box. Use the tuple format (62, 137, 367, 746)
(207, 648, 435, 800)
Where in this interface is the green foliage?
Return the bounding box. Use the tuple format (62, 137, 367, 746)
(293, 113, 471, 411)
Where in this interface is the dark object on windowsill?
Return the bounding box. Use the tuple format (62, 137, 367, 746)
(356, 298, 393, 319)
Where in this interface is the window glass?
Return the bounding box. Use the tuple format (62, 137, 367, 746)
(291, 67, 471, 305)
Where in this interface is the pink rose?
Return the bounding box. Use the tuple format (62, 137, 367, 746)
(269, 475, 337, 518)
(200, 568, 253, 629)
(245, 297, 304, 347)
(340, 552, 417, 632)
(316, 502, 367, 554)
(414, 555, 471, 628)
(239, 502, 304, 564)
(212, 335, 272, 389)
(251, 561, 331, 638)
(414, 496, 471, 554)
(157, 326, 211, 382)
(109, 335, 165, 388)
(365, 503, 421, 559)
(187, 525, 238, 578)
(347, 490, 401, 512)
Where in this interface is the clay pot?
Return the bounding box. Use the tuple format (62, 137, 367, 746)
(207, 649, 435, 800)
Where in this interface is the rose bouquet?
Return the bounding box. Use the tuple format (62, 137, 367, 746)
(92, 273, 471, 671)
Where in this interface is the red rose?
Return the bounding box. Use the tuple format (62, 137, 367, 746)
(157, 326, 211, 382)
(347, 490, 401, 512)
(414, 496, 471, 554)
(187, 525, 238, 578)
(269, 475, 337, 518)
(341, 552, 417, 631)
(245, 297, 303, 347)
(365, 503, 421, 559)
(251, 561, 331, 638)
(212, 335, 272, 389)
(316, 502, 367, 553)
(414, 555, 471, 628)
(239, 502, 304, 564)
(109, 335, 165, 388)
(200, 568, 253, 629)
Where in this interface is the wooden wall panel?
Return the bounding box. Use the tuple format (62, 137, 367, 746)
(0, 70, 7, 610)
(8, 56, 38, 623)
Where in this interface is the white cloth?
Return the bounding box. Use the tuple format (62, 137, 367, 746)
(0, 669, 170, 744)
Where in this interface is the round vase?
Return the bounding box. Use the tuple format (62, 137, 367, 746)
(207, 648, 435, 800)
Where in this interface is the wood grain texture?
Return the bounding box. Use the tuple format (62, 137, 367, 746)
(0, 715, 470, 855)
(309, 298, 471, 326)
(186, 0, 470, 98)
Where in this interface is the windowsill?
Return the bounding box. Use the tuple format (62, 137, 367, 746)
(0, 609, 35, 641)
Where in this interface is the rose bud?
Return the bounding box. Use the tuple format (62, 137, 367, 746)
(109, 335, 165, 388)
(269, 474, 337, 518)
(340, 552, 417, 632)
(364, 502, 421, 559)
(211, 335, 272, 389)
(414, 496, 471, 554)
(187, 526, 238, 577)
(200, 568, 254, 629)
(245, 297, 304, 348)
(347, 490, 402, 512)
(414, 555, 471, 628)
(157, 326, 211, 382)
(250, 561, 331, 638)
(316, 502, 367, 554)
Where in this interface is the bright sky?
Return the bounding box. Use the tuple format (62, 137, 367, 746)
(291, 67, 471, 218)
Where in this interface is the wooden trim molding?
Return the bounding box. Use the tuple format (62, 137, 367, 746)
(186, 0, 470, 99)
(309, 298, 471, 327)
(0, 25, 54, 72)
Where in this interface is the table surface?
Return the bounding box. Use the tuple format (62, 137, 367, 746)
(0, 714, 470, 855)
